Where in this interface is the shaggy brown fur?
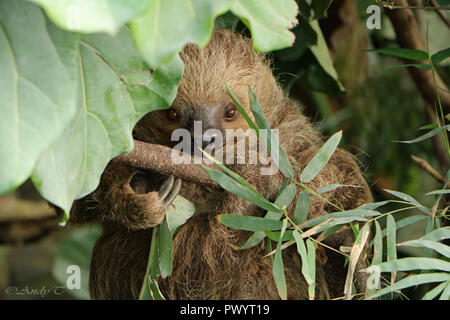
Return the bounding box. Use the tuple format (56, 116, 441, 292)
(70, 30, 372, 300)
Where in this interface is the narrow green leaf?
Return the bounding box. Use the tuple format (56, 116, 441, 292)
(218, 214, 284, 232)
(378, 215, 428, 239)
(301, 209, 379, 229)
(426, 189, 450, 196)
(373, 221, 383, 266)
(293, 230, 313, 284)
(202, 150, 261, 196)
(148, 278, 165, 300)
(309, 20, 345, 92)
(248, 86, 294, 178)
(159, 217, 173, 278)
(396, 125, 450, 145)
(317, 184, 348, 194)
(398, 239, 450, 258)
(368, 273, 450, 300)
(139, 228, 159, 300)
(384, 189, 431, 214)
(431, 47, 450, 65)
(386, 215, 397, 262)
(439, 282, 450, 300)
(203, 167, 281, 213)
(359, 201, 389, 210)
(422, 281, 448, 300)
(225, 83, 258, 132)
(273, 219, 288, 300)
(300, 131, 342, 183)
(265, 230, 294, 242)
(344, 223, 371, 300)
(367, 47, 429, 61)
(422, 227, 450, 241)
(238, 184, 296, 249)
(294, 191, 310, 225)
(239, 232, 267, 250)
(306, 239, 316, 300)
(376, 257, 450, 273)
(387, 63, 432, 70)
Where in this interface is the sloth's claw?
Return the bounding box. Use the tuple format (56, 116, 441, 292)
(159, 175, 174, 201)
(162, 178, 182, 209)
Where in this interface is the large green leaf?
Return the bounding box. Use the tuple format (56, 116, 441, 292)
(28, 0, 152, 35)
(31, 27, 181, 221)
(130, 0, 233, 66)
(0, 0, 77, 194)
(231, 0, 298, 52)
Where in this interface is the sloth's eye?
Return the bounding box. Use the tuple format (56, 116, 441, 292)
(167, 107, 179, 120)
(224, 103, 238, 121)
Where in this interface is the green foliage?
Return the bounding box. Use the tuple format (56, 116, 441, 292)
(52, 226, 102, 299)
(0, 0, 300, 220)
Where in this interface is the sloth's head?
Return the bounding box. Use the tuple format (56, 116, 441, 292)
(134, 29, 285, 149)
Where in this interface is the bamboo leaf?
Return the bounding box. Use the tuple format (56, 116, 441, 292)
(238, 184, 296, 249)
(431, 47, 450, 65)
(439, 282, 450, 300)
(422, 281, 448, 300)
(398, 239, 450, 259)
(368, 273, 450, 300)
(218, 214, 283, 232)
(422, 227, 450, 242)
(376, 257, 450, 273)
(384, 189, 431, 214)
(373, 221, 383, 266)
(158, 217, 173, 278)
(273, 219, 288, 300)
(317, 184, 347, 194)
(426, 189, 450, 196)
(344, 223, 371, 300)
(387, 63, 432, 71)
(225, 83, 258, 132)
(367, 47, 429, 61)
(294, 191, 310, 225)
(396, 125, 450, 145)
(386, 215, 397, 284)
(203, 166, 281, 213)
(300, 131, 342, 183)
(248, 86, 294, 178)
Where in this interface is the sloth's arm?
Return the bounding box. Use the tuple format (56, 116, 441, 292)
(69, 161, 181, 230)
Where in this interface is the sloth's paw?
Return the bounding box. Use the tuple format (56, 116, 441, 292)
(128, 172, 182, 226)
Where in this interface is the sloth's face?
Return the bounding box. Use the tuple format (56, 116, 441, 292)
(147, 97, 249, 151)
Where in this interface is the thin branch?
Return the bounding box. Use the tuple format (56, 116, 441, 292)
(411, 154, 446, 184)
(430, 0, 450, 28)
(114, 140, 220, 189)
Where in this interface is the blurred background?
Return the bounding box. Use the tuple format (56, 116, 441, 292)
(1, 0, 449, 300)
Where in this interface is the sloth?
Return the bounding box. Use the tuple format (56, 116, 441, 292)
(69, 29, 372, 300)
